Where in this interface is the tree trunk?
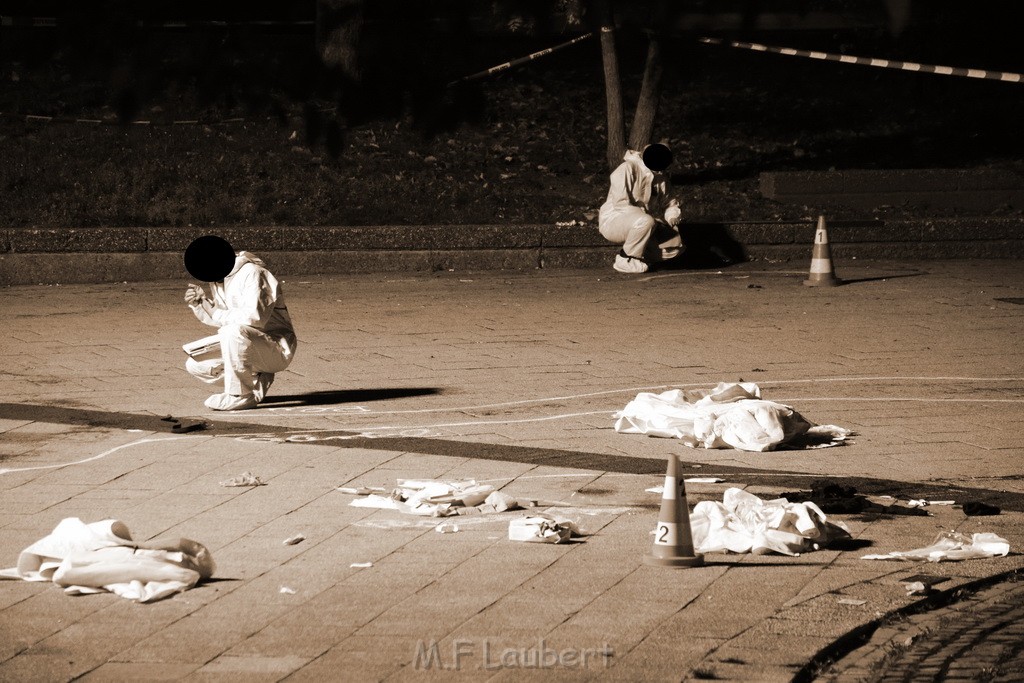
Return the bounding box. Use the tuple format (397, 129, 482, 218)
(596, 1, 625, 170)
(315, 0, 364, 81)
(627, 32, 664, 151)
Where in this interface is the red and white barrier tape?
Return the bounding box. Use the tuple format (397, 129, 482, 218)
(447, 32, 593, 87)
(698, 37, 1023, 83)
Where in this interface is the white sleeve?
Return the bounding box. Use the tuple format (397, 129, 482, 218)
(211, 268, 274, 328)
(188, 302, 218, 327)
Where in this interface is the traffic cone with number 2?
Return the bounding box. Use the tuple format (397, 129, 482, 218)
(644, 454, 704, 568)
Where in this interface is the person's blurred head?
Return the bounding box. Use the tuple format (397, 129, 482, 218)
(641, 143, 672, 172)
(184, 235, 235, 282)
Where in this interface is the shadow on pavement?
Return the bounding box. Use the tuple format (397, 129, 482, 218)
(3, 403, 1022, 511)
(260, 387, 442, 407)
(838, 271, 927, 285)
(701, 560, 838, 567)
(674, 223, 748, 268)
(0, 403, 208, 433)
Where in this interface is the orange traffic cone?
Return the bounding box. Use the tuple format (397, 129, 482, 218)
(643, 454, 704, 568)
(803, 215, 842, 287)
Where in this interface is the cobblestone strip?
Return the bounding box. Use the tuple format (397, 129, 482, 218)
(812, 571, 1024, 682)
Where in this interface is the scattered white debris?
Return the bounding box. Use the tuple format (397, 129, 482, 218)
(341, 479, 518, 517)
(907, 499, 955, 508)
(336, 486, 386, 495)
(862, 531, 1010, 562)
(837, 598, 867, 606)
(508, 514, 581, 544)
(219, 472, 266, 487)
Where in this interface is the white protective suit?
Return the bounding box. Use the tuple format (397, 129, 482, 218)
(186, 251, 296, 409)
(0, 518, 215, 603)
(614, 382, 851, 452)
(598, 149, 683, 261)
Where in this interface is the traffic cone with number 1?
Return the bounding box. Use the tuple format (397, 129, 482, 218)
(804, 215, 842, 287)
(644, 454, 704, 568)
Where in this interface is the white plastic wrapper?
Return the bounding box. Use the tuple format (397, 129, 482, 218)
(614, 382, 850, 451)
(861, 531, 1010, 562)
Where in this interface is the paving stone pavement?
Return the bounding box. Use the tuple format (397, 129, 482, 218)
(817, 573, 1024, 682)
(1, 259, 1023, 682)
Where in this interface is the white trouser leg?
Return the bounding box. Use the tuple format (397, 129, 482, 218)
(218, 324, 293, 396)
(599, 208, 656, 259)
(185, 357, 224, 384)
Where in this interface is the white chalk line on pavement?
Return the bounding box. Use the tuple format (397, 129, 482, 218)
(638, 269, 810, 282)
(774, 397, 1024, 403)
(6, 376, 1021, 474)
(0, 435, 197, 475)
(308, 410, 612, 433)
(221, 375, 1024, 419)
(638, 269, 925, 282)
(222, 392, 1021, 442)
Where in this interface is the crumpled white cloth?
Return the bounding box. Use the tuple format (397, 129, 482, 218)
(689, 487, 851, 556)
(0, 518, 215, 603)
(508, 514, 581, 544)
(861, 531, 1010, 562)
(614, 382, 849, 451)
(348, 479, 497, 517)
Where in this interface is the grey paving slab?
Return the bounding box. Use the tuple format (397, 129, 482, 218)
(1, 260, 1023, 682)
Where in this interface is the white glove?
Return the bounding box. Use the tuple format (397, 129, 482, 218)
(664, 202, 682, 227)
(184, 284, 207, 306)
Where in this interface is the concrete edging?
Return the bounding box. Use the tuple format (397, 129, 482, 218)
(2, 218, 1023, 285)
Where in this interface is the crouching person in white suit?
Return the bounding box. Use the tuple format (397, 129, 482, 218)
(598, 142, 684, 274)
(183, 235, 297, 411)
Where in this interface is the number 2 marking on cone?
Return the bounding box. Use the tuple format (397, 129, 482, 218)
(656, 524, 670, 543)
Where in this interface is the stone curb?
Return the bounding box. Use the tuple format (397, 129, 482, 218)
(1, 218, 1023, 285)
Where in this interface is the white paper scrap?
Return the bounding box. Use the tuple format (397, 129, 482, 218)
(861, 531, 1009, 562)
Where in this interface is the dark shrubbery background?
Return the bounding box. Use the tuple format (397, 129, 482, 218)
(1, 2, 1022, 228)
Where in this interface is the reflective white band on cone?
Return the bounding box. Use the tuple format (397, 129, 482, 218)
(654, 522, 678, 546)
(809, 259, 834, 274)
